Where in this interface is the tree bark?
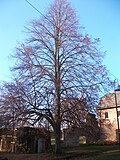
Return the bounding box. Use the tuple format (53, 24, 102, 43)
(55, 121, 61, 154)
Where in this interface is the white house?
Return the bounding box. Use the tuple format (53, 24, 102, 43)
(97, 90, 120, 142)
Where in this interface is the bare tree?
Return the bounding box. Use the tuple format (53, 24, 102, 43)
(11, 0, 111, 154)
(0, 81, 28, 129)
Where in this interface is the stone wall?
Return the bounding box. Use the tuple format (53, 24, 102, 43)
(97, 91, 120, 142)
(63, 113, 100, 146)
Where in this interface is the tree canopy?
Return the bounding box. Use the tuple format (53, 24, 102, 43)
(0, 0, 112, 154)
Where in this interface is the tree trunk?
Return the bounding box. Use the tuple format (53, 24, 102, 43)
(54, 84, 61, 155)
(55, 121, 61, 155)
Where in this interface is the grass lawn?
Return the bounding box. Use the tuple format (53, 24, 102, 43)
(0, 152, 55, 160)
(63, 144, 120, 160)
(0, 145, 120, 160)
(85, 150, 120, 160)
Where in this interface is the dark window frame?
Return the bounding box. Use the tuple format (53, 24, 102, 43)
(117, 110, 120, 117)
(105, 112, 108, 119)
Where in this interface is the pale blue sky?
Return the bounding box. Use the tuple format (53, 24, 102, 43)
(0, 0, 120, 82)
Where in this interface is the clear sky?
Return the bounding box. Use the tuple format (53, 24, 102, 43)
(0, 0, 120, 83)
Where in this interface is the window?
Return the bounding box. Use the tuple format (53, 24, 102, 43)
(105, 112, 108, 119)
(117, 111, 120, 117)
(79, 136, 86, 144)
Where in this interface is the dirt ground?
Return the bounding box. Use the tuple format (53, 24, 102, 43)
(0, 153, 55, 160)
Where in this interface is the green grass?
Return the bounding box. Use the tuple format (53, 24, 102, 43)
(85, 150, 120, 160)
(63, 144, 120, 160)
(0, 144, 120, 160)
(64, 144, 119, 152)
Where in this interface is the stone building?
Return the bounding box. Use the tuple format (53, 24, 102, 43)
(16, 127, 51, 153)
(63, 113, 100, 146)
(0, 127, 51, 153)
(0, 128, 14, 152)
(97, 90, 120, 142)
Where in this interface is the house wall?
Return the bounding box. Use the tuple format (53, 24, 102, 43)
(63, 127, 80, 146)
(99, 108, 117, 141)
(98, 91, 120, 142)
(63, 113, 100, 146)
(0, 127, 51, 153)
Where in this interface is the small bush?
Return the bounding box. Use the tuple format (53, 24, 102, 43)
(16, 143, 30, 153)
